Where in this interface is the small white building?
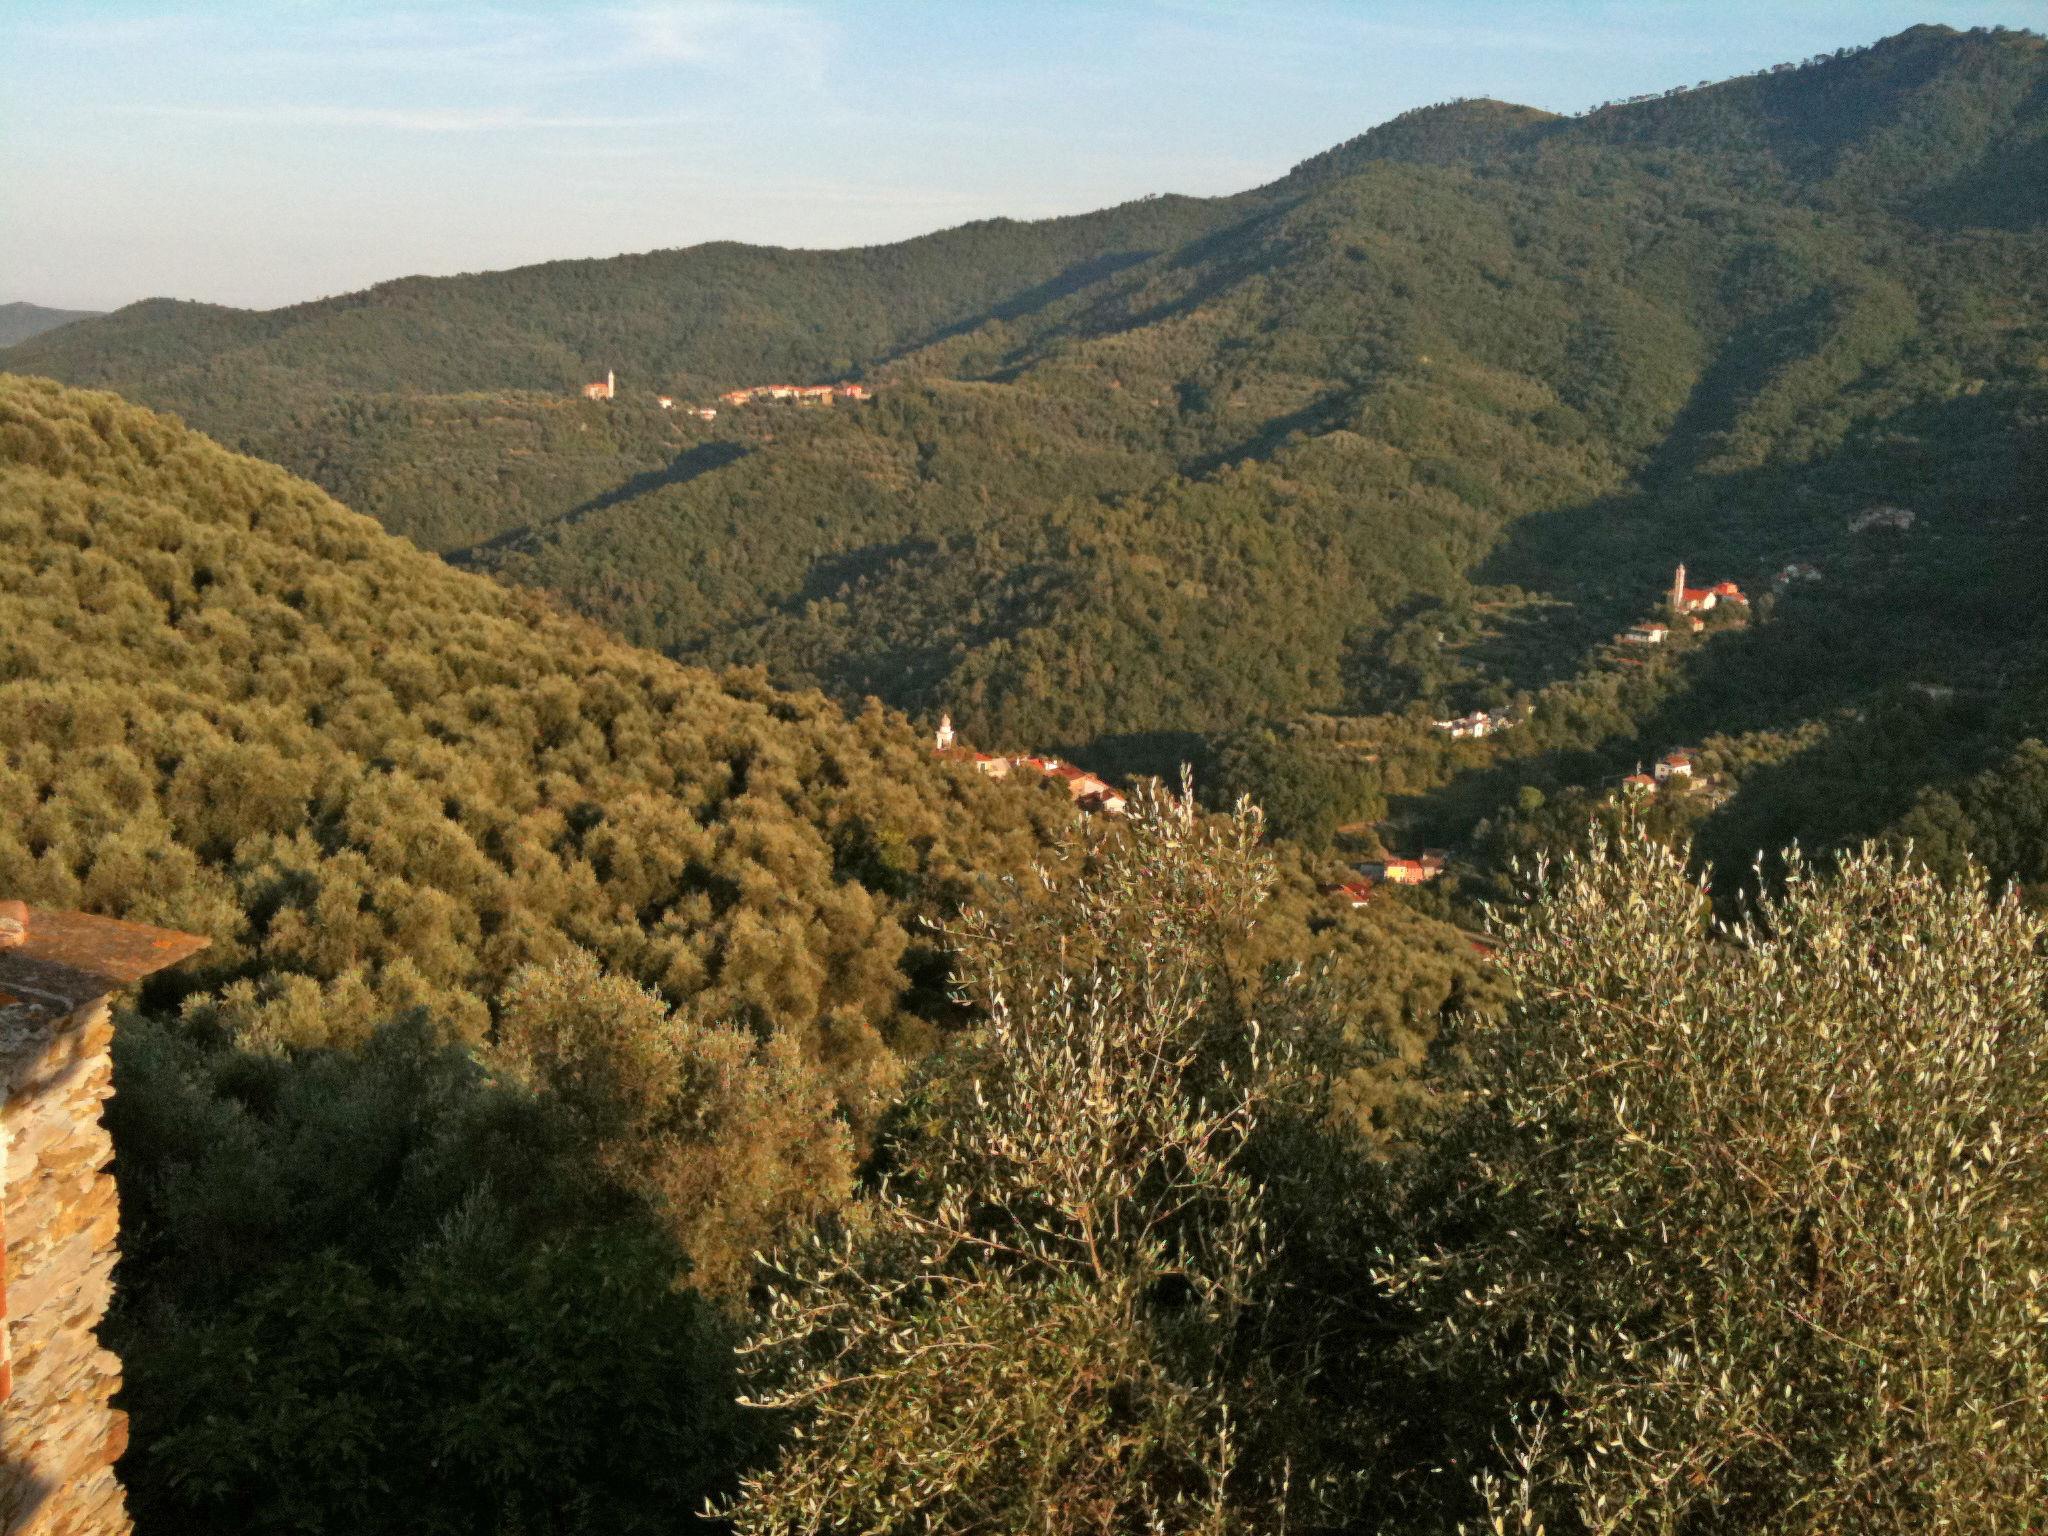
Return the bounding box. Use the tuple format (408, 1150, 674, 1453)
(1654, 750, 1695, 781)
(1434, 711, 1505, 740)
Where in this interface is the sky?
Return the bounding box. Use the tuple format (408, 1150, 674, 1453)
(5, 1, 2041, 313)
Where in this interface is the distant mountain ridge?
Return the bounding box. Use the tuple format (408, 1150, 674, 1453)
(17, 27, 2041, 419)
(0, 301, 102, 347)
(1286, 23, 2046, 220)
(4, 196, 1242, 419)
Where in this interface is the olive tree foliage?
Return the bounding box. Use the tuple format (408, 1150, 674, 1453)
(724, 777, 1359, 1534)
(1384, 835, 2048, 1534)
(495, 952, 855, 1297)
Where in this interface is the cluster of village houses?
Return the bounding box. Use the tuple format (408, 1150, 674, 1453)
(1326, 850, 1448, 908)
(1620, 748, 1697, 795)
(1617, 564, 1750, 646)
(934, 712, 1453, 909)
(1434, 564, 1782, 734)
(1433, 705, 1520, 740)
(932, 716, 1128, 816)
(578, 369, 873, 418)
(719, 382, 874, 407)
(1340, 542, 1863, 914)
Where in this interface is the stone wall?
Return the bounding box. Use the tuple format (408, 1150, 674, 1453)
(2, 995, 130, 1536)
(1, 905, 204, 1536)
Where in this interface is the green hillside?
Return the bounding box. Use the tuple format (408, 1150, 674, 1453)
(11, 25, 2048, 884)
(0, 374, 1069, 1097)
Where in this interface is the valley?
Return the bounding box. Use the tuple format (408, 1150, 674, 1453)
(11, 24, 2045, 914)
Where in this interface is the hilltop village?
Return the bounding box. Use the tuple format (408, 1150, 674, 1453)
(578, 368, 874, 417)
(931, 715, 1128, 815)
(1616, 563, 1748, 646)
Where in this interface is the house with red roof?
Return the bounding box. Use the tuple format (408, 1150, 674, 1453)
(1012, 757, 1127, 813)
(1654, 750, 1695, 781)
(1360, 856, 1441, 886)
(1668, 563, 1748, 614)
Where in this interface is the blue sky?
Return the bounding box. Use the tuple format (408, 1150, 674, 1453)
(5, 1, 2040, 312)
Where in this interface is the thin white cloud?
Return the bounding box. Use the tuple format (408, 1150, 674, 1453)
(26, 3, 834, 85)
(610, 1, 832, 83)
(116, 103, 715, 134)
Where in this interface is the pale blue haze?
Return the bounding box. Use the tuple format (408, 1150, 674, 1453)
(4, 1, 2040, 311)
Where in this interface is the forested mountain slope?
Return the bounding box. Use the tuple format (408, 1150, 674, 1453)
(0, 375, 1085, 1111)
(1288, 21, 2047, 224)
(468, 28, 2047, 745)
(0, 374, 1469, 1105)
(9, 26, 2046, 881)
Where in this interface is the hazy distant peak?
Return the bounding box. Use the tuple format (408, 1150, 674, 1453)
(0, 301, 103, 348)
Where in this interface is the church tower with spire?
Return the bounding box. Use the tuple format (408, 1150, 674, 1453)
(1670, 562, 1687, 619)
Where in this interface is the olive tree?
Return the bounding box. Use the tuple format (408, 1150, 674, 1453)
(722, 779, 1360, 1534)
(495, 952, 854, 1296)
(1385, 836, 2048, 1533)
